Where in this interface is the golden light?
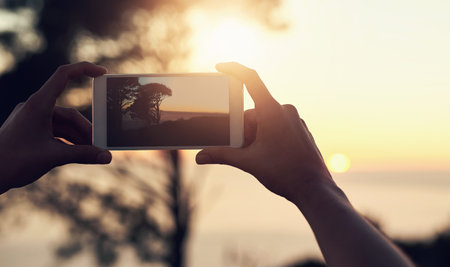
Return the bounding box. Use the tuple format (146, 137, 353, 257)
(188, 13, 263, 69)
(327, 153, 351, 173)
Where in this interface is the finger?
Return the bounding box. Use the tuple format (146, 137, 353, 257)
(282, 105, 324, 160)
(244, 109, 257, 147)
(3, 102, 25, 123)
(12, 102, 25, 113)
(300, 122, 324, 161)
(216, 62, 279, 109)
(59, 145, 112, 165)
(31, 62, 107, 105)
(196, 147, 246, 168)
(53, 107, 91, 145)
(53, 125, 89, 145)
(282, 104, 300, 120)
(282, 104, 311, 140)
(282, 104, 307, 131)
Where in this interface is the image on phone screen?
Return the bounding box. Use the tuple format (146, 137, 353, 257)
(106, 76, 230, 147)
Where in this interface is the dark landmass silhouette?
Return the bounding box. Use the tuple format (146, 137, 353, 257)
(159, 110, 228, 123)
(395, 229, 450, 267)
(284, 226, 450, 267)
(108, 114, 230, 147)
(285, 259, 325, 267)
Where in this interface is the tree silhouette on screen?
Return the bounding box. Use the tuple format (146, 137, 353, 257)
(107, 77, 140, 133)
(127, 83, 172, 125)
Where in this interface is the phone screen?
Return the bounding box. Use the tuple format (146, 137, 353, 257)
(106, 75, 230, 147)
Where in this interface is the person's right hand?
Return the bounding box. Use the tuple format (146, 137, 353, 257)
(197, 62, 415, 267)
(196, 62, 333, 203)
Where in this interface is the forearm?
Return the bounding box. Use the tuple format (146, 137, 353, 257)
(291, 176, 414, 267)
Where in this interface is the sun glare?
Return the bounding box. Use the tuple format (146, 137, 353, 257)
(189, 13, 263, 69)
(327, 153, 351, 173)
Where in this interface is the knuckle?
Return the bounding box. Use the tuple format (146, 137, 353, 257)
(244, 109, 255, 116)
(247, 67, 256, 73)
(247, 68, 258, 77)
(56, 64, 70, 74)
(283, 104, 298, 115)
(12, 102, 26, 112)
(283, 104, 298, 114)
(242, 67, 258, 78)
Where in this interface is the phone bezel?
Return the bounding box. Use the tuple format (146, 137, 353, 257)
(93, 73, 244, 150)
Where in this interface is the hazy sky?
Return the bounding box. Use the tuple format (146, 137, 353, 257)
(138, 76, 229, 113)
(187, 0, 450, 171)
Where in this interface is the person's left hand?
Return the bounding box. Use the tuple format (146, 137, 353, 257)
(0, 62, 112, 194)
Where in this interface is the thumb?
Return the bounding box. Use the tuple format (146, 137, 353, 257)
(196, 147, 244, 168)
(62, 145, 112, 165)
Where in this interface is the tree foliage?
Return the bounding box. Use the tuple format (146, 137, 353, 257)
(0, 0, 191, 122)
(107, 77, 140, 133)
(0, 1, 193, 266)
(127, 83, 172, 125)
(0, 152, 194, 266)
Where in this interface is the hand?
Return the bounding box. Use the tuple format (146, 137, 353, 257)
(196, 62, 333, 202)
(196, 62, 415, 267)
(0, 62, 112, 194)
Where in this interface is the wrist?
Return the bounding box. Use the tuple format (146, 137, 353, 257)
(286, 170, 350, 214)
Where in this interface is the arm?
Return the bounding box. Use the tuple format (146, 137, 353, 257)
(294, 176, 413, 267)
(0, 62, 112, 194)
(196, 62, 414, 267)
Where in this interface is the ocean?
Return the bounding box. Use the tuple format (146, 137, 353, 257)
(1, 163, 449, 267)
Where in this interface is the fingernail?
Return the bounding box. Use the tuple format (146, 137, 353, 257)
(196, 153, 211, 164)
(97, 151, 112, 164)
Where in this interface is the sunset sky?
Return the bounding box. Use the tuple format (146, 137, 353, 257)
(1, 1, 450, 267)
(138, 76, 229, 113)
(186, 0, 450, 172)
(2, 0, 448, 172)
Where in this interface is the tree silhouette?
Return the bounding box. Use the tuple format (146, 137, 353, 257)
(107, 77, 140, 133)
(128, 83, 172, 125)
(0, 152, 195, 267)
(0, 1, 193, 266)
(0, 0, 288, 123)
(0, 0, 192, 123)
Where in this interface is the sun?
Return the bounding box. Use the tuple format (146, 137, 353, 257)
(326, 153, 351, 173)
(188, 13, 263, 69)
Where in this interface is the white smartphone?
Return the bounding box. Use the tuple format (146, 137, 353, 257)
(93, 73, 243, 150)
